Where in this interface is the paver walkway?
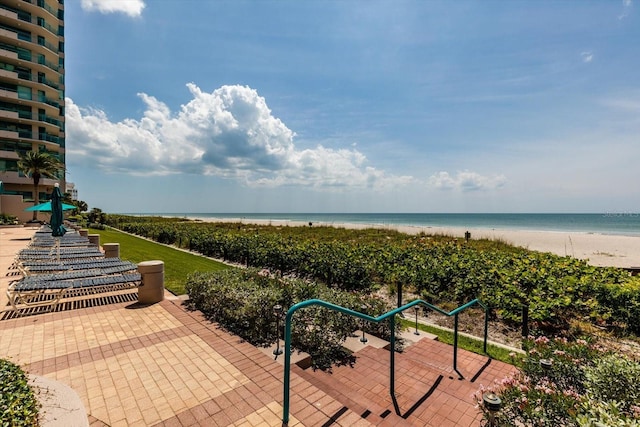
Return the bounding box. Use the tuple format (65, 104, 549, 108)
(0, 226, 515, 426)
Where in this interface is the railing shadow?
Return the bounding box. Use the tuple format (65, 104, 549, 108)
(469, 357, 493, 383)
(401, 374, 444, 419)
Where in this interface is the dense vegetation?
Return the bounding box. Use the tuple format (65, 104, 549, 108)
(186, 268, 398, 370)
(0, 214, 18, 225)
(105, 215, 640, 336)
(0, 359, 40, 426)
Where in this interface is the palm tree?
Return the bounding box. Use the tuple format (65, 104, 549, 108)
(62, 193, 88, 215)
(74, 200, 88, 213)
(17, 150, 64, 221)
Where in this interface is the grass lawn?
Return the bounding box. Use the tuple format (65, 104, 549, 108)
(89, 227, 231, 295)
(399, 319, 519, 366)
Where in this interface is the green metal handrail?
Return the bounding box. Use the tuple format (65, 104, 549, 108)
(281, 297, 489, 425)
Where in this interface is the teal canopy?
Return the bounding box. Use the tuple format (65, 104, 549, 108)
(25, 201, 76, 212)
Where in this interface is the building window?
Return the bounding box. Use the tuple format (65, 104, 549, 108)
(17, 86, 32, 100)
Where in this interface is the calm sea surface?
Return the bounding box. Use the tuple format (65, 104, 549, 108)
(129, 213, 640, 237)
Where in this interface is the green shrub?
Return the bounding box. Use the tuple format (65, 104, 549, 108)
(186, 269, 282, 347)
(185, 268, 399, 370)
(87, 208, 106, 224)
(577, 400, 640, 427)
(0, 213, 17, 225)
(583, 354, 640, 413)
(593, 281, 640, 334)
(0, 359, 40, 426)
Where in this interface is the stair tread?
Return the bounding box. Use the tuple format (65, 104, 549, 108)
(291, 338, 516, 426)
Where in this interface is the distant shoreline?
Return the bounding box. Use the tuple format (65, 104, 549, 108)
(175, 215, 640, 269)
(125, 212, 640, 237)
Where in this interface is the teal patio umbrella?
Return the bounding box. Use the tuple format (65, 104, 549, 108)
(50, 183, 66, 237)
(25, 200, 76, 212)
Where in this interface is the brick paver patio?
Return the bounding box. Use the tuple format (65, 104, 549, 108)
(0, 226, 515, 426)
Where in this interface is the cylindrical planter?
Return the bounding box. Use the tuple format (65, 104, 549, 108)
(103, 243, 120, 258)
(137, 260, 165, 304)
(88, 234, 100, 247)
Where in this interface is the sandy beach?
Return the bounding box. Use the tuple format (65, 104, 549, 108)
(190, 217, 640, 269)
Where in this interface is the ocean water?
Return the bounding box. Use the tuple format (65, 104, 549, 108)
(135, 213, 640, 237)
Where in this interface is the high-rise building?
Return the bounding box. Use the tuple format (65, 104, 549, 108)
(0, 0, 65, 218)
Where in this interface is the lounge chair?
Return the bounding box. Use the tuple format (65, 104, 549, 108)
(20, 259, 138, 275)
(15, 248, 104, 261)
(29, 240, 93, 248)
(18, 247, 103, 255)
(18, 264, 138, 282)
(6, 272, 142, 314)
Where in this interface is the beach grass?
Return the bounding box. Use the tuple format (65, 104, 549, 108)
(89, 227, 230, 295)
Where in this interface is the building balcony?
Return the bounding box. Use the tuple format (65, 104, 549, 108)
(0, 26, 18, 42)
(0, 109, 19, 120)
(0, 8, 17, 21)
(0, 49, 61, 79)
(0, 127, 63, 146)
(0, 148, 20, 159)
(0, 88, 18, 100)
(0, 170, 59, 187)
(0, 68, 17, 79)
(0, 104, 62, 131)
(0, 47, 18, 61)
(0, 86, 59, 108)
(0, 69, 60, 93)
(0, 129, 18, 138)
(18, 0, 62, 22)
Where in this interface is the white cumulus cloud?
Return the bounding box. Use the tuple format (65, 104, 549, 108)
(81, 0, 145, 18)
(66, 84, 413, 190)
(427, 171, 507, 191)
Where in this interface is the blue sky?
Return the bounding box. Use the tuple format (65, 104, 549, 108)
(65, 0, 639, 213)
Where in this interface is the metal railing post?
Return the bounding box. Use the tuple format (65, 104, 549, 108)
(483, 306, 489, 354)
(453, 312, 459, 374)
(390, 314, 395, 398)
(389, 313, 400, 415)
(283, 310, 293, 426)
(273, 305, 283, 357)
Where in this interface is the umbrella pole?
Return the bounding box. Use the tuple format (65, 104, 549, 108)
(56, 237, 60, 263)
